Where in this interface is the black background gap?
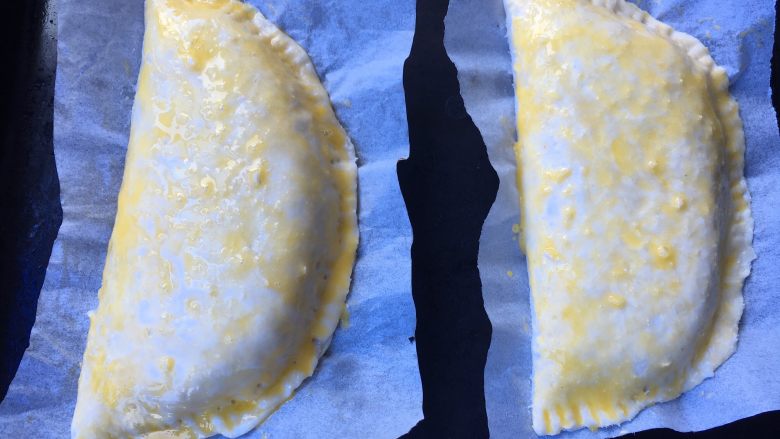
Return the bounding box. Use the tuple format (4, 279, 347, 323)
(0, 0, 778, 437)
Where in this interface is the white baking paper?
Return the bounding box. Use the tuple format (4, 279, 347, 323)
(0, 0, 421, 437)
(444, 0, 780, 437)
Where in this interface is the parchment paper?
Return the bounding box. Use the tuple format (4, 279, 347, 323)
(444, 0, 780, 437)
(0, 0, 420, 437)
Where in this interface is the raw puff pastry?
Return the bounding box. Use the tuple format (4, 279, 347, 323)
(71, 0, 358, 437)
(503, 0, 755, 434)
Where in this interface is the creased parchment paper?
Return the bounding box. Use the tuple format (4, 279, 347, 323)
(444, 0, 780, 437)
(0, 0, 420, 437)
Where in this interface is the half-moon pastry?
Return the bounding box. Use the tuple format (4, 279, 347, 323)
(503, 0, 755, 434)
(71, 0, 358, 437)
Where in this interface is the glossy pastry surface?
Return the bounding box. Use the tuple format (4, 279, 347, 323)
(503, 0, 754, 434)
(71, 1, 358, 437)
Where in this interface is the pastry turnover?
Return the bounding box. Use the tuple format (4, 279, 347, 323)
(71, 0, 358, 437)
(503, 0, 754, 434)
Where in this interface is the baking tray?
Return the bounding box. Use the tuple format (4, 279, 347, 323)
(1, 0, 778, 437)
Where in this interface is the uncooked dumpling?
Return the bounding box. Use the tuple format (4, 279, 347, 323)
(503, 0, 754, 434)
(71, 0, 358, 437)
